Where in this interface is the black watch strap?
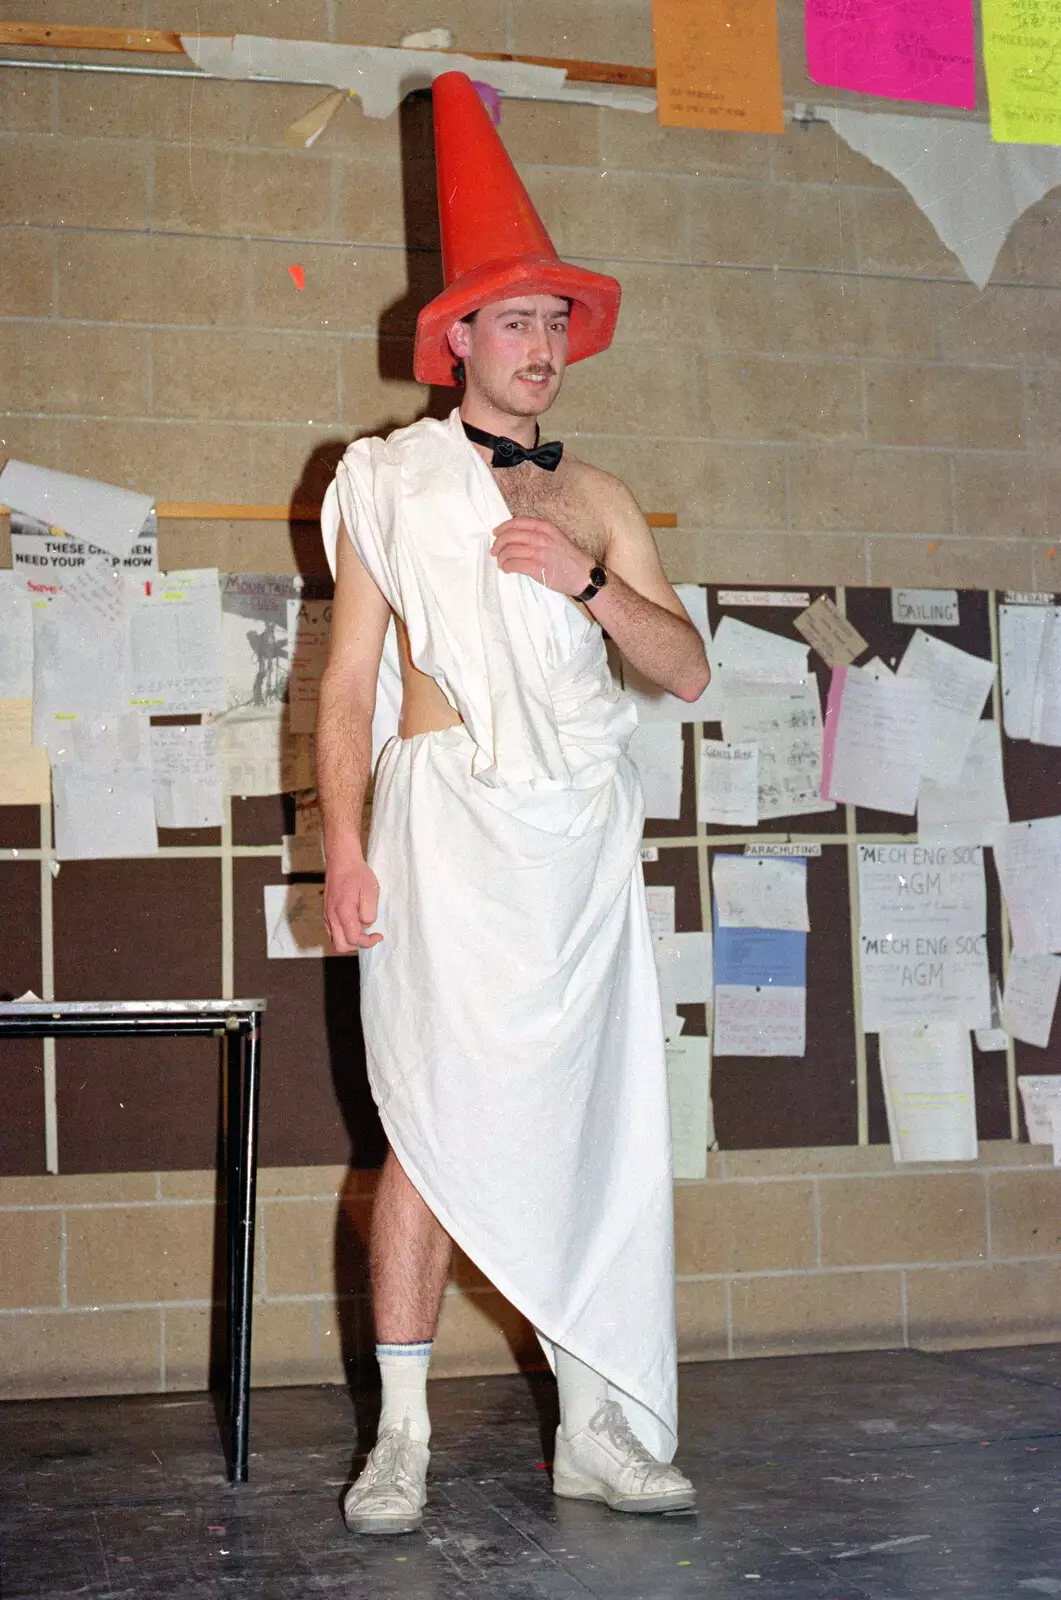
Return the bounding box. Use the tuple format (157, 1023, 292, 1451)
(577, 565, 608, 603)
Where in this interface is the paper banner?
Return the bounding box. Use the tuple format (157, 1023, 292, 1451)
(819, 107, 1061, 290)
(182, 34, 656, 117)
(651, 0, 784, 133)
(806, 0, 975, 109)
(983, 0, 1061, 145)
(0, 460, 154, 562)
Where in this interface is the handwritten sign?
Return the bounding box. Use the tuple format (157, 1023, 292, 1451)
(652, 0, 785, 133)
(807, 0, 976, 109)
(984, 0, 1061, 145)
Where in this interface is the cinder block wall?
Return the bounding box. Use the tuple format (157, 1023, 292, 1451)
(3, 1, 1061, 1397)
(4, 1145, 1061, 1399)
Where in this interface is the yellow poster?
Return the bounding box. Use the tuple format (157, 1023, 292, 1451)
(983, 0, 1061, 145)
(652, 0, 785, 133)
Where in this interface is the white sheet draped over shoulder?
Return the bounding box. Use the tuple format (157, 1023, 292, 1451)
(321, 408, 677, 1460)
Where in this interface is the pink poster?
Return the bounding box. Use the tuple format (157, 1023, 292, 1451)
(806, 0, 976, 110)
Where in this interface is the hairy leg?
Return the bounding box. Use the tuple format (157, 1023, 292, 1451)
(371, 1146, 453, 1343)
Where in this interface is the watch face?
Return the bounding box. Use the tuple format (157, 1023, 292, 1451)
(590, 565, 607, 587)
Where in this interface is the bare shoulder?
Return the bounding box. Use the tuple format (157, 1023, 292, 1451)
(560, 454, 645, 530)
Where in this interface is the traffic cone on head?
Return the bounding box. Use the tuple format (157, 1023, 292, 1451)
(413, 72, 621, 385)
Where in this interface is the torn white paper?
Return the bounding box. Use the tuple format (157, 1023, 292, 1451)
(825, 666, 928, 815)
(1001, 954, 1061, 1049)
(880, 1023, 978, 1163)
(51, 712, 157, 860)
(628, 721, 683, 819)
(264, 882, 340, 959)
(722, 676, 833, 822)
(10, 509, 157, 595)
(622, 585, 721, 724)
(654, 930, 713, 1009)
(0, 571, 33, 698)
(713, 853, 809, 933)
(0, 459, 153, 561)
(645, 884, 676, 939)
(917, 720, 1009, 847)
(698, 740, 758, 827)
(1018, 1074, 1061, 1145)
(666, 1035, 713, 1179)
(857, 843, 986, 938)
(281, 832, 325, 874)
(713, 983, 806, 1057)
(1030, 608, 1061, 746)
(149, 723, 223, 830)
(896, 629, 996, 786)
(1000, 604, 1050, 740)
(994, 818, 1061, 957)
(820, 106, 1061, 290)
(975, 975, 1009, 1053)
(180, 34, 653, 116)
(130, 569, 225, 716)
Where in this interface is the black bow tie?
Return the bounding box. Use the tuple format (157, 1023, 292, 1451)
(462, 419, 563, 472)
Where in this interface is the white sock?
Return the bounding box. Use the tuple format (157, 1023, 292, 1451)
(376, 1341, 432, 1445)
(555, 1344, 609, 1438)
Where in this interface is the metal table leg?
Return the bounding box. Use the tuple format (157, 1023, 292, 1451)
(229, 1016, 262, 1483)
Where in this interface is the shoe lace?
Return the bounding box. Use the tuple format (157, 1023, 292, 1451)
(589, 1400, 660, 1469)
(365, 1426, 419, 1490)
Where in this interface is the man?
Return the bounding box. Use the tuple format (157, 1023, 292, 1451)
(317, 72, 710, 1537)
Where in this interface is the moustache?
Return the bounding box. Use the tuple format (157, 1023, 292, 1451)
(516, 367, 556, 380)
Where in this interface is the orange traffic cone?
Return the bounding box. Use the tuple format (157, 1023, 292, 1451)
(413, 72, 621, 386)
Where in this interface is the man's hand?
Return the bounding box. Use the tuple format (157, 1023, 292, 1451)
(491, 516, 595, 597)
(324, 856, 383, 953)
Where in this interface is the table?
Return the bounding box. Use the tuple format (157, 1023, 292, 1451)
(0, 998, 265, 1483)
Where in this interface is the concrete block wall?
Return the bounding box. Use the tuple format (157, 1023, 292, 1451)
(3, 1144, 1061, 1400)
(3, 3, 1061, 1395)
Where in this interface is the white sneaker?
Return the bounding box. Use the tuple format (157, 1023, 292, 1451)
(343, 1422, 430, 1535)
(553, 1399, 696, 1515)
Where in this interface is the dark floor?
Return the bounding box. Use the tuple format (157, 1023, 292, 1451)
(3, 1346, 1061, 1599)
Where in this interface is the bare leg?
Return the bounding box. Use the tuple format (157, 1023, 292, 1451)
(371, 1146, 453, 1342)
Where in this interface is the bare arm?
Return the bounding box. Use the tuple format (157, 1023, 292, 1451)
(317, 522, 391, 951)
(491, 482, 710, 701)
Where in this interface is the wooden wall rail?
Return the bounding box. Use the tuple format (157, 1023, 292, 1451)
(0, 21, 658, 88)
(155, 503, 678, 525)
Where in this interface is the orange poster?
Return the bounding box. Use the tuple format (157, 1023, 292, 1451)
(652, 0, 785, 133)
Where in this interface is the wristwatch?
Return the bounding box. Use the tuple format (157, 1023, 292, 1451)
(577, 565, 608, 603)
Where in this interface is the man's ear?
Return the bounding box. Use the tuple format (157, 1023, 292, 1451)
(446, 318, 472, 360)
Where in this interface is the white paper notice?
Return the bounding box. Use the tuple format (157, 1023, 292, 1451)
(645, 884, 676, 938)
(31, 568, 132, 749)
(654, 930, 713, 1008)
(713, 616, 809, 685)
(1030, 608, 1061, 746)
(917, 720, 1009, 847)
(666, 1035, 713, 1179)
(281, 832, 325, 874)
(1000, 604, 1049, 740)
(149, 723, 223, 829)
(859, 931, 990, 1030)
(264, 883, 339, 959)
(628, 721, 683, 819)
(698, 740, 758, 826)
(1001, 954, 1061, 1049)
(825, 666, 928, 815)
(1018, 1074, 1061, 1145)
(897, 629, 996, 786)
(994, 819, 1061, 957)
(51, 712, 158, 860)
(857, 844, 986, 937)
(287, 598, 331, 735)
(217, 711, 314, 797)
(622, 585, 722, 723)
(974, 975, 1009, 1053)
(10, 510, 157, 595)
(130, 569, 225, 715)
(713, 854, 809, 933)
(0, 458, 153, 560)
(890, 588, 960, 627)
(880, 1024, 978, 1163)
(713, 983, 806, 1057)
(722, 677, 833, 822)
(0, 572, 33, 698)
